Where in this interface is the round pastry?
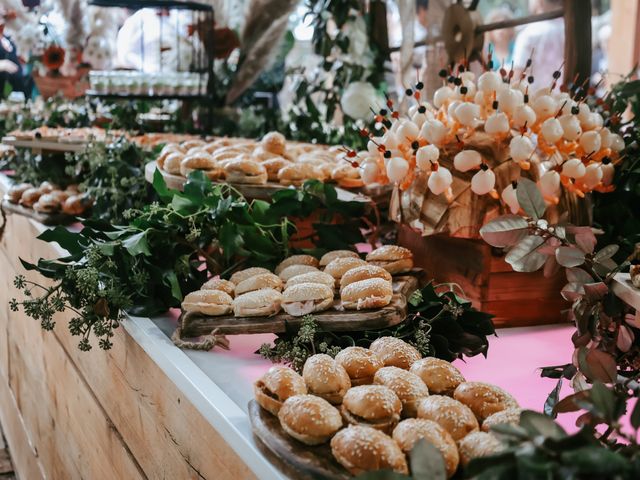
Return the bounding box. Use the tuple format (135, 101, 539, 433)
(275, 255, 320, 275)
(254, 366, 307, 415)
(181, 289, 233, 316)
(319, 250, 360, 267)
(181, 139, 206, 151)
(232, 288, 282, 317)
(453, 382, 519, 422)
(157, 143, 182, 169)
(370, 337, 421, 370)
(201, 278, 236, 297)
(39, 181, 58, 193)
(211, 147, 249, 164)
(392, 418, 459, 478)
(323, 257, 367, 285)
(341, 278, 393, 310)
(281, 283, 334, 316)
(373, 366, 429, 417)
(331, 163, 364, 188)
(179, 153, 221, 179)
(341, 385, 402, 434)
(285, 271, 336, 289)
(224, 158, 268, 184)
(234, 273, 283, 296)
(335, 346, 383, 386)
(62, 194, 93, 216)
(410, 358, 465, 395)
(277, 264, 320, 282)
(417, 395, 479, 441)
(457, 431, 504, 466)
(278, 394, 342, 445)
(331, 426, 408, 476)
(162, 152, 185, 175)
(262, 158, 290, 181)
(482, 408, 522, 432)
(340, 265, 392, 291)
(7, 183, 32, 203)
(32, 193, 60, 213)
(302, 354, 351, 404)
(19, 187, 42, 207)
(185, 146, 207, 157)
(229, 267, 272, 285)
(278, 163, 323, 186)
(365, 246, 414, 274)
(261, 131, 286, 155)
(49, 190, 70, 204)
(252, 146, 283, 162)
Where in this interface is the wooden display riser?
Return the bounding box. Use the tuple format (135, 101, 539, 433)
(0, 210, 257, 478)
(397, 225, 569, 328)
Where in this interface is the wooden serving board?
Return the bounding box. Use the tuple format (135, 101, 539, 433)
(179, 275, 419, 338)
(2, 136, 87, 153)
(2, 200, 76, 226)
(248, 400, 351, 480)
(145, 161, 373, 204)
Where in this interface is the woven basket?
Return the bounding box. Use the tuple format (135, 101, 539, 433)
(33, 68, 89, 99)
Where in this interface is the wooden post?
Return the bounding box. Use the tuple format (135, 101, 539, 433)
(563, 0, 592, 86)
(608, 0, 640, 82)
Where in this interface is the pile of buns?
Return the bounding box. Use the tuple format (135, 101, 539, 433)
(5, 181, 93, 215)
(254, 337, 519, 477)
(181, 246, 414, 318)
(156, 131, 365, 189)
(8, 127, 122, 144)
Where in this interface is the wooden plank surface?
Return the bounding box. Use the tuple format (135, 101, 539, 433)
(1, 136, 86, 153)
(2, 200, 76, 226)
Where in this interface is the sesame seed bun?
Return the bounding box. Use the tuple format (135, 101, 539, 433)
(417, 395, 479, 441)
(285, 271, 336, 289)
(370, 337, 421, 370)
(335, 346, 383, 386)
(278, 163, 322, 186)
(341, 278, 393, 310)
(232, 288, 282, 317)
(324, 257, 367, 283)
(234, 273, 283, 296)
(302, 354, 351, 404)
(341, 385, 402, 434)
(457, 431, 504, 466)
(181, 289, 233, 316)
(254, 366, 307, 416)
(278, 264, 320, 282)
(453, 382, 519, 422)
(229, 267, 271, 285)
(366, 246, 414, 274)
(373, 367, 430, 417)
(410, 358, 466, 395)
(261, 131, 286, 155)
(319, 250, 360, 267)
(278, 395, 343, 445)
(201, 278, 236, 297)
(481, 408, 522, 432)
(281, 283, 334, 316)
(340, 265, 392, 291)
(224, 158, 268, 184)
(262, 158, 291, 181)
(275, 255, 319, 275)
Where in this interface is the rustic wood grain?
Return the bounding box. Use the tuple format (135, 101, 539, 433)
(563, 0, 592, 87)
(248, 400, 350, 480)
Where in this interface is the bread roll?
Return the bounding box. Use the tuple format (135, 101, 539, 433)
(254, 366, 307, 415)
(33, 193, 60, 213)
(232, 288, 282, 317)
(341, 278, 393, 310)
(19, 187, 42, 207)
(277, 264, 320, 282)
(341, 385, 402, 434)
(278, 163, 322, 186)
(410, 358, 466, 395)
(302, 354, 351, 404)
(373, 366, 429, 417)
(62, 193, 92, 215)
(163, 152, 184, 175)
(457, 431, 504, 466)
(335, 346, 383, 386)
(201, 278, 236, 297)
(181, 139, 206, 151)
(370, 337, 421, 370)
(229, 267, 271, 285)
(285, 271, 335, 289)
(331, 163, 364, 188)
(319, 250, 360, 267)
(157, 143, 182, 169)
(340, 265, 392, 291)
(417, 395, 479, 441)
(261, 131, 286, 155)
(453, 382, 519, 422)
(224, 158, 268, 184)
(482, 408, 522, 432)
(331, 426, 408, 476)
(181, 289, 233, 316)
(392, 418, 459, 478)
(6, 183, 32, 203)
(278, 395, 342, 445)
(281, 283, 334, 316)
(179, 152, 221, 179)
(275, 255, 319, 275)
(324, 257, 367, 285)
(262, 157, 291, 181)
(234, 273, 283, 295)
(366, 245, 414, 274)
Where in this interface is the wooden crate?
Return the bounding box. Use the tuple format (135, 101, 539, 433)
(397, 225, 569, 328)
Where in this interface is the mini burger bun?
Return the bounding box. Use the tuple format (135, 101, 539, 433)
(278, 395, 343, 445)
(323, 257, 367, 283)
(224, 158, 268, 184)
(319, 250, 360, 267)
(181, 289, 233, 316)
(370, 337, 421, 370)
(340, 265, 392, 291)
(341, 385, 402, 434)
(254, 366, 307, 416)
(275, 254, 319, 275)
(340, 278, 393, 310)
(366, 245, 414, 274)
(285, 271, 335, 289)
(201, 278, 236, 297)
(232, 288, 282, 317)
(234, 273, 283, 295)
(302, 354, 351, 404)
(457, 431, 504, 466)
(335, 346, 383, 386)
(229, 267, 271, 285)
(410, 357, 466, 395)
(281, 283, 334, 316)
(373, 366, 430, 418)
(481, 408, 522, 432)
(453, 382, 519, 422)
(417, 395, 479, 441)
(278, 264, 320, 282)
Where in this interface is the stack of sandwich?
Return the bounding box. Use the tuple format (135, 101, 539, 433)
(254, 337, 520, 477)
(181, 246, 414, 318)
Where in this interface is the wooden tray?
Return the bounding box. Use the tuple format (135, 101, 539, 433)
(179, 275, 419, 338)
(145, 161, 375, 203)
(248, 400, 350, 480)
(2, 200, 76, 226)
(2, 136, 87, 153)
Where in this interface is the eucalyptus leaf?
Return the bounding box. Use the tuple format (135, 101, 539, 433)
(38, 226, 88, 255)
(479, 215, 530, 247)
(409, 439, 447, 480)
(560, 447, 630, 475)
(516, 178, 546, 220)
(519, 410, 566, 439)
(555, 246, 586, 268)
(566, 267, 593, 285)
(121, 230, 151, 256)
(594, 244, 619, 261)
(544, 378, 562, 418)
(505, 236, 547, 272)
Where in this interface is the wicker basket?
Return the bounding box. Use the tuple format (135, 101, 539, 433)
(33, 68, 89, 99)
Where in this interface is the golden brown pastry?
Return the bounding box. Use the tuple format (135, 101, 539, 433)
(224, 158, 268, 184)
(278, 163, 323, 186)
(62, 193, 93, 216)
(181, 139, 206, 151)
(181, 289, 233, 316)
(157, 143, 182, 169)
(323, 257, 367, 285)
(319, 250, 360, 267)
(331, 426, 408, 476)
(302, 354, 351, 404)
(457, 431, 504, 466)
(234, 273, 283, 296)
(32, 193, 61, 213)
(179, 152, 221, 179)
(417, 395, 479, 441)
(482, 408, 522, 432)
(252, 146, 283, 162)
(254, 366, 307, 415)
(341, 278, 393, 310)
(340, 265, 392, 291)
(261, 131, 286, 156)
(285, 271, 336, 289)
(366, 245, 414, 274)
(6, 183, 32, 203)
(410, 358, 466, 395)
(335, 346, 383, 386)
(274, 255, 320, 275)
(331, 163, 364, 188)
(341, 385, 402, 434)
(229, 267, 272, 285)
(373, 366, 429, 417)
(453, 382, 519, 422)
(232, 288, 282, 317)
(201, 278, 236, 297)
(392, 418, 459, 478)
(277, 264, 320, 282)
(278, 394, 342, 445)
(49, 190, 70, 204)
(262, 158, 291, 181)
(163, 152, 185, 175)
(19, 187, 42, 207)
(39, 181, 58, 193)
(281, 283, 334, 316)
(370, 337, 421, 370)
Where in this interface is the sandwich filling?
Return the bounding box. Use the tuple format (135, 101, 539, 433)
(282, 298, 328, 316)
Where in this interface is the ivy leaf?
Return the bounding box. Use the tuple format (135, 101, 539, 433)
(409, 439, 447, 480)
(479, 215, 529, 247)
(516, 178, 546, 220)
(152, 168, 173, 202)
(163, 270, 182, 301)
(555, 246, 585, 268)
(505, 236, 547, 272)
(37, 226, 88, 255)
(121, 230, 151, 257)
